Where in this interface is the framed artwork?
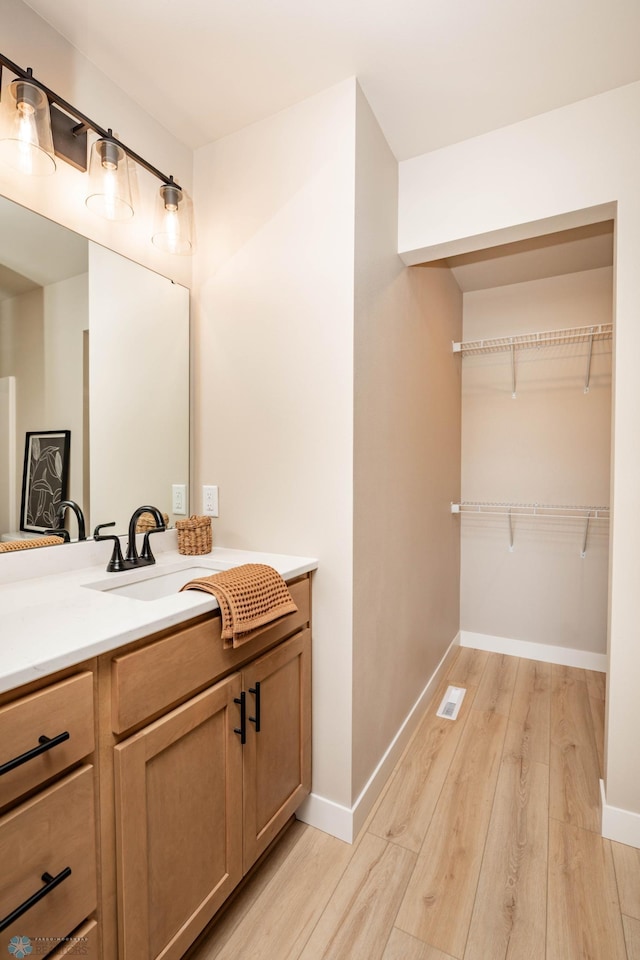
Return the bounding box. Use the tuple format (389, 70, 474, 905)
(20, 430, 71, 534)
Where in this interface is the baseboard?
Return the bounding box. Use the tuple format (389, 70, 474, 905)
(600, 780, 640, 848)
(295, 792, 354, 843)
(460, 630, 607, 673)
(296, 632, 461, 843)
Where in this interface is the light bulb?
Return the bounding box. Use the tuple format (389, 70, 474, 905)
(16, 106, 38, 174)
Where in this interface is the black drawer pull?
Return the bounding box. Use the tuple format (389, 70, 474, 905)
(0, 731, 70, 777)
(248, 682, 261, 733)
(0, 866, 72, 933)
(234, 692, 246, 744)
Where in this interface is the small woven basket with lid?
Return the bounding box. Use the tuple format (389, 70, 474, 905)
(176, 515, 212, 555)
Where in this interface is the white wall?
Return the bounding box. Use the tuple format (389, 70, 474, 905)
(352, 87, 462, 804)
(0, 0, 192, 288)
(460, 268, 612, 655)
(0, 275, 87, 532)
(193, 80, 357, 810)
(89, 244, 189, 533)
(0, 287, 44, 526)
(0, 376, 16, 532)
(398, 81, 640, 837)
(43, 273, 88, 509)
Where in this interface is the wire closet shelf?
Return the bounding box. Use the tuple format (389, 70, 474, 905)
(452, 322, 613, 397)
(450, 501, 610, 557)
(451, 323, 613, 356)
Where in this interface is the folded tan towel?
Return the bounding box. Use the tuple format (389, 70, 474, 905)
(180, 563, 298, 646)
(0, 535, 64, 552)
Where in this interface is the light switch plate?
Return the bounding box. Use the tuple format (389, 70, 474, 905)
(172, 483, 187, 515)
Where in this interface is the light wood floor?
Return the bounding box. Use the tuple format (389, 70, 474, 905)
(188, 648, 640, 960)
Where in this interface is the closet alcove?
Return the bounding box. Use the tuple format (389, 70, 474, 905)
(446, 220, 613, 665)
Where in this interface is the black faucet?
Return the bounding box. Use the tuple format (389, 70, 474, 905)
(57, 500, 87, 541)
(126, 505, 166, 566)
(43, 500, 86, 543)
(93, 506, 165, 573)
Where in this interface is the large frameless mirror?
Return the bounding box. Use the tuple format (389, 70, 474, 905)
(0, 194, 189, 546)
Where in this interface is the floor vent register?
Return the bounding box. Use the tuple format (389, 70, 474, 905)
(436, 685, 466, 721)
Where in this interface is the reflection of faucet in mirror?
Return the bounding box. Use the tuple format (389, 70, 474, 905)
(58, 500, 87, 541)
(43, 500, 86, 543)
(43, 528, 71, 542)
(126, 505, 166, 566)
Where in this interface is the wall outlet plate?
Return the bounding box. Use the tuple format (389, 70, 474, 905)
(172, 483, 187, 515)
(203, 484, 219, 517)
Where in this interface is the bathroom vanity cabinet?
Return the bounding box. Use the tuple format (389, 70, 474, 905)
(0, 571, 311, 960)
(103, 572, 311, 960)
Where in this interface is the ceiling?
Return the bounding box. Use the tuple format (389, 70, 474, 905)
(0, 195, 87, 299)
(447, 221, 614, 292)
(19, 0, 640, 161)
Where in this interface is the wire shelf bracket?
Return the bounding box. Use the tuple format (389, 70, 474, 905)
(451, 500, 610, 557)
(452, 323, 613, 398)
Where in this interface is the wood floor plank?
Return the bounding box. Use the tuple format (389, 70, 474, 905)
(368, 682, 477, 853)
(191, 823, 353, 960)
(547, 819, 626, 960)
(585, 669, 606, 700)
(624, 915, 640, 960)
(473, 653, 518, 717)
(382, 927, 456, 960)
(297, 833, 415, 960)
(395, 709, 507, 958)
(510, 659, 551, 766)
(464, 720, 548, 960)
(550, 664, 601, 832)
(553, 663, 587, 684)
(612, 841, 640, 919)
(448, 647, 489, 688)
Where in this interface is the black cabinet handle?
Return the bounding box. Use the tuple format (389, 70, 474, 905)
(248, 682, 261, 733)
(0, 732, 70, 777)
(234, 692, 246, 744)
(0, 867, 72, 933)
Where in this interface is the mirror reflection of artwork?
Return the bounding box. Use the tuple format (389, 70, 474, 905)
(20, 430, 70, 533)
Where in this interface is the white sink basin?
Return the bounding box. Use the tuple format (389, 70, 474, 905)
(84, 564, 224, 601)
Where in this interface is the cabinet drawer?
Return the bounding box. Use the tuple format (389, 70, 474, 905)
(0, 673, 94, 809)
(0, 766, 96, 952)
(112, 576, 310, 733)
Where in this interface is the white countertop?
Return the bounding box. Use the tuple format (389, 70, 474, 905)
(0, 531, 317, 695)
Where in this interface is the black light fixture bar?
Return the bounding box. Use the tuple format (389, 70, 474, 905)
(0, 52, 181, 189)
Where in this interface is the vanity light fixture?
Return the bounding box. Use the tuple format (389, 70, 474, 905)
(0, 52, 192, 253)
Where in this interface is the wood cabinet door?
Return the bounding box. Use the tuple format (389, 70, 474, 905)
(114, 673, 243, 960)
(242, 629, 311, 871)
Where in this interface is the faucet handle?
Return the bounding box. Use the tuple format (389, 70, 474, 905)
(94, 523, 127, 572)
(43, 528, 71, 542)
